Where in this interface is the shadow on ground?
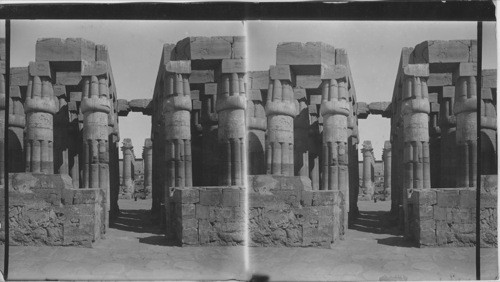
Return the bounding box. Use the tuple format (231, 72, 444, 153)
(110, 209, 161, 234)
(349, 205, 417, 248)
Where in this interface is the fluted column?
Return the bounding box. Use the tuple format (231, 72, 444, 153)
(217, 60, 246, 186)
(439, 86, 456, 187)
(121, 138, 134, 191)
(143, 138, 153, 193)
(266, 65, 297, 176)
(383, 141, 392, 196)
(320, 66, 350, 191)
(247, 91, 267, 175)
(453, 63, 477, 188)
(163, 61, 192, 188)
(25, 62, 57, 174)
(361, 141, 374, 198)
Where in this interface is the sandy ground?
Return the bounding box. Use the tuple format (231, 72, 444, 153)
(6, 199, 498, 281)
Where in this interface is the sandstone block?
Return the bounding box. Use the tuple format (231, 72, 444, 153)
(433, 206, 446, 220)
(199, 189, 222, 206)
(70, 91, 82, 102)
(404, 64, 429, 77)
(270, 65, 292, 81)
(129, 99, 152, 113)
(454, 62, 477, 78)
(10, 86, 22, 99)
(248, 89, 263, 101)
(56, 72, 82, 86)
(175, 36, 232, 60)
(415, 189, 437, 206)
(222, 189, 240, 207)
(276, 42, 335, 70)
(428, 93, 438, 103)
(428, 73, 453, 87)
(412, 40, 474, 64)
(232, 36, 246, 59)
(36, 38, 96, 62)
(204, 83, 217, 96)
(221, 59, 245, 73)
(165, 60, 191, 74)
(174, 188, 200, 204)
(81, 60, 108, 76)
(10, 67, 29, 86)
(195, 204, 209, 219)
(249, 71, 270, 90)
(53, 85, 67, 97)
(368, 102, 391, 115)
(189, 70, 214, 84)
(181, 203, 196, 219)
(296, 75, 322, 89)
(482, 69, 497, 88)
(293, 88, 306, 100)
(117, 99, 130, 116)
(436, 190, 459, 207)
(321, 65, 348, 80)
(459, 190, 476, 208)
(309, 94, 322, 105)
(356, 102, 369, 119)
(442, 86, 455, 98)
(72, 188, 103, 205)
(29, 61, 51, 78)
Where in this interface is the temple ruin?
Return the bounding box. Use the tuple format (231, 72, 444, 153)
(2, 37, 497, 248)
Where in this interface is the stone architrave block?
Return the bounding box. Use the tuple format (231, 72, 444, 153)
(81, 60, 108, 76)
(436, 189, 460, 207)
(356, 102, 369, 119)
(165, 60, 191, 74)
(70, 92, 82, 102)
(29, 61, 51, 78)
(270, 65, 292, 81)
(10, 67, 29, 86)
(175, 36, 232, 60)
(368, 102, 391, 115)
(249, 71, 270, 90)
(117, 99, 130, 116)
(482, 88, 493, 101)
(442, 86, 455, 98)
(232, 36, 246, 59)
(296, 75, 322, 89)
(248, 89, 263, 101)
(428, 73, 453, 87)
(309, 94, 322, 105)
(189, 70, 214, 84)
(10, 86, 22, 99)
(404, 64, 429, 77)
(191, 90, 201, 101)
(412, 40, 474, 64)
(276, 42, 335, 68)
(428, 93, 438, 104)
(321, 65, 348, 80)
(430, 103, 440, 113)
(53, 85, 67, 98)
(482, 69, 497, 88)
(56, 72, 82, 86)
(129, 99, 152, 113)
(192, 100, 202, 110)
(36, 38, 96, 62)
(221, 59, 245, 74)
(454, 62, 477, 78)
(204, 83, 218, 96)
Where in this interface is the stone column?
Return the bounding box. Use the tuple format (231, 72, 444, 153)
(121, 138, 134, 195)
(8, 89, 26, 173)
(266, 65, 297, 176)
(67, 101, 81, 188)
(143, 138, 153, 194)
(108, 99, 120, 218)
(480, 86, 497, 174)
(382, 141, 392, 196)
(308, 104, 321, 190)
(217, 59, 246, 186)
(320, 66, 350, 191)
(247, 90, 267, 175)
(428, 98, 441, 188)
(294, 89, 309, 179)
(439, 86, 456, 187)
(163, 61, 192, 188)
(201, 82, 218, 185)
(54, 87, 69, 175)
(0, 71, 5, 185)
(80, 64, 111, 229)
(348, 103, 359, 216)
(453, 63, 477, 188)
(25, 62, 57, 174)
(361, 141, 374, 198)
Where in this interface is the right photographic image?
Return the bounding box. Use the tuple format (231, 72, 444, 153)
(245, 20, 497, 281)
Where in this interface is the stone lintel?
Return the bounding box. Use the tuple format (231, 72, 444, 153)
(321, 64, 348, 80)
(356, 102, 369, 119)
(165, 60, 191, 74)
(482, 69, 497, 89)
(249, 71, 270, 90)
(117, 99, 130, 116)
(430, 102, 440, 113)
(190, 90, 200, 100)
(81, 60, 108, 76)
(10, 67, 29, 86)
(29, 61, 51, 78)
(428, 93, 438, 104)
(270, 65, 292, 81)
(204, 83, 217, 96)
(192, 99, 202, 110)
(248, 89, 263, 101)
(403, 64, 429, 77)
(455, 62, 477, 77)
(442, 86, 455, 98)
(10, 85, 22, 99)
(368, 101, 391, 115)
(70, 92, 82, 102)
(221, 59, 245, 74)
(53, 85, 67, 98)
(481, 88, 493, 101)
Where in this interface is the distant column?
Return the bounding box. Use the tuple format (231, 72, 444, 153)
(320, 65, 350, 191)
(439, 86, 456, 187)
(163, 61, 192, 188)
(201, 83, 219, 185)
(266, 65, 297, 176)
(217, 59, 246, 186)
(382, 141, 392, 196)
(121, 138, 134, 192)
(454, 63, 477, 188)
(361, 141, 374, 198)
(25, 62, 57, 174)
(247, 90, 267, 175)
(143, 138, 153, 194)
(348, 102, 360, 216)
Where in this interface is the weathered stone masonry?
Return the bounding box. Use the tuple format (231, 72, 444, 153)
(5, 38, 122, 246)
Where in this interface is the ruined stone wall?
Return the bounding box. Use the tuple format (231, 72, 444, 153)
(249, 175, 346, 248)
(409, 175, 497, 247)
(166, 186, 245, 246)
(4, 173, 105, 247)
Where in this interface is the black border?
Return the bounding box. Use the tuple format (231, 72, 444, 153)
(0, 1, 495, 21)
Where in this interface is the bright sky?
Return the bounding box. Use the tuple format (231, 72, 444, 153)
(8, 20, 497, 160)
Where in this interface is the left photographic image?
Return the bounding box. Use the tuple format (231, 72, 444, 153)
(7, 20, 249, 281)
